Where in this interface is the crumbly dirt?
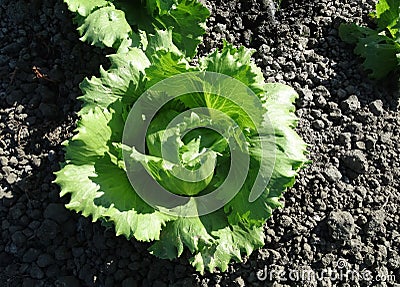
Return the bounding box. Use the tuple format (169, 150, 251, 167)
(0, 0, 399, 286)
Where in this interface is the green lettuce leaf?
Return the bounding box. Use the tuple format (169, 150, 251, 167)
(375, 0, 400, 39)
(339, 23, 400, 79)
(339, 0, 400, 79)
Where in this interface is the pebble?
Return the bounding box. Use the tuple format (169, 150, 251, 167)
(312, 119, 325, 130)
(6, 173, 18, 184)
(369, 100, 384, 115)
(30, 264, 44, 279)
(122, 277, 138, 287)
(37, 219, 58, 241)
(44, 203, 69, 224)
(37, 253, 54, 268)
(22, 248, 40, 263)
(56, 276, 80, 287)
(0, 156, 8, 166)
(11, 230, 27, 246)
(324, 165, 342, 182)
(340, 95, 360, 113)
(234, 277, 245, 287)
(328, 211, 355, 240)
(342, 150, 368, 174)
(39, 103, 59, 119)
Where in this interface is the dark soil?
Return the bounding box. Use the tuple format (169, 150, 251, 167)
(0, 0, 399, 286)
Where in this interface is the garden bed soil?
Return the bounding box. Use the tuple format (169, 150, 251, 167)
(0, 0, 399, 286)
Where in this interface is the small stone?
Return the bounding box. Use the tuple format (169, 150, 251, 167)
(214, 23, 226, 34)
(0, 252, 13, 267)
(11, 231, 27, 246)
(369, 100, 384, 115)
(30, 264, 44, 279)
(324, 165, 342, 182)
(9, 156, 18, 166)
(315, 95, 327, 107)
(298, 88, 313, 107)
(329, 108, 342, 120)
(279, 215, 293, 227)
(328, 211, 355, 240)
(55, 246, 71, 261)
(312, 119, 325, 130)
(31, 157, 41, 167)
(338, 132, 351, 145)
(2, 166, 12, 176)
(39, 103, 59, 120)
(366, 210, 386, 237)
(37, 254, 53, 268)
(72, 247, 84, 258)
(37, 219, 58, 241)
(152, 280, 167, 287)
(44, 203, 69, 224)
(356, 215, 368, 225)
(234, 277, 245, 287)
(22, 248, 40, 263)
(321, 253, 335, 267)
(365, 254, 375, 266)
(340, 95, 360, 113)
(0, 156, 8, 166)
(122, 277, 138, 287)
(6, 173, 18, 184)
(56, 276, 80, 287)
(342, 150, 368, 174)
(355, 141, 365, 150)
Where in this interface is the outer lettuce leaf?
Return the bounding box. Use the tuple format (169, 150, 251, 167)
(190, 212, 265, 273)
(64, 0, 108, 17)
(222, 84, 307, 227)
(77, 5, 132, 48)
(65, 0, 209, 56)
(79, 48, 150, 113)
(149, 215, 213, 259)
(79, 29, 180, 114)
(64, 107, 113, 164)
(113, 0, 209, 57)
(55, 105, 173, 241)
